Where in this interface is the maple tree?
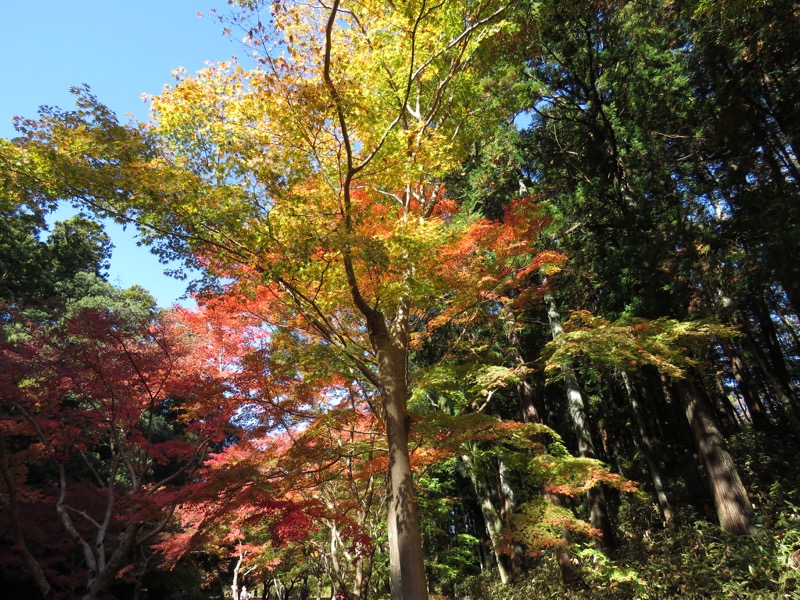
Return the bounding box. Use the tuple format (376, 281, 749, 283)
(148, 295, 383, 599)
(0, 302, 232, 600)
(11, 1, 565, 597)
(157, 394, 386, 600)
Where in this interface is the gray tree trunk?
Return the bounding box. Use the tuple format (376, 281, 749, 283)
(506, 316, 580, 585)
(462, 452, 513, 584)
(372, 318, 428, 600)
(545, 291, 617, 555)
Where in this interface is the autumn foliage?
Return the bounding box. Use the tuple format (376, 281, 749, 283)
(0, 305, 234, 599)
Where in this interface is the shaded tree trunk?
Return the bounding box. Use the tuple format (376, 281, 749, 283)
(507, 315, 580, 586)
(743, 327, 800, 437)
(707, 368, 742, 436)
(621, 372, 675, 527)
(462, 452, 514, 584)
(725, 340, 770, 430)
(752, 298, 800, 421)
(545, 292, 617, 555)
(675, 379, 754, 535)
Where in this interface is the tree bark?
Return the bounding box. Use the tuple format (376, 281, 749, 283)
(743, 328, 800, 437)
(506, 314, 580, 586)
(676, 379, 754, 535)
(496, 454, 523, 580)
(372, 320, 428, 600)
(231, 548, 246, 600)
(750, 298, 800, 431)
(462, 452, 513, 584)
(545, 292, 617, 555)
(621, 372, 675, 527)
(725, 340, 770, 430)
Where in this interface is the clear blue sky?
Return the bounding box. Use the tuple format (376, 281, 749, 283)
(1, 1, 241, 306)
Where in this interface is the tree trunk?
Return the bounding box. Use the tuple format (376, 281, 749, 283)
(84, 523, 140, 600)
(621, 372, 675, 527)
(496, 455, 523, 580)
(676, 379, 754, 535)
(351, 550, 371, 600)
(743, 328, 800, 437)
(725, 340, 770, 429)
(372, 321, 428, 600)
(751, 298, 800, 429)
(507, 313, 580, 586)
(231, 549, 246, 600)
(545, 292, 617, 555)
(709, 370, 742, 435)
(462, 452, 513, 584)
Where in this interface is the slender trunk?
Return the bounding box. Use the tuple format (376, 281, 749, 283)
(545, 292, 617, 555)
(752, 298, 800, 417)
(710, 371, 741, 435)
(753, 297, 796, 376)
(518, 392, 579, 585)
(676, 379, 754, 535)
(462, 452, 513, 584)
(84, 522, 140, 600)
(772, 298, 800, 353)
(231, 549, 245, 600)
(725, 340, 770, 429)
(507, 314, 579, 586)
(621, 372, 675, 527)
(779, 272, 800, 317)
(743, 328, 800, 437)
(496, 455, 522, 580)
(351, 549, 370, 600)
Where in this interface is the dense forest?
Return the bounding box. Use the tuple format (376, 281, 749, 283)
(2, 0, 799, 598)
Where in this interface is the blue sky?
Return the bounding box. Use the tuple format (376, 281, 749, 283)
(1, 1, 241, 306)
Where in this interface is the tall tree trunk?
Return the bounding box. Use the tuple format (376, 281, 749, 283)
(462, 452, 513, 584)
(707, 367, 742, 435)
(518, 380, 581, 586)
(751, 298, 800, 421)
(771, 296, 800, 353)
(675, 379, 754, 535)
(496, 455, 523, 580)
(372, 320, 428, 600)
(545, 292, 617, 555)
(725, 340, 770, 429)
(621, 372, 675, 527)
(743, 328, 800, 437)
(506, 314, 580, 586)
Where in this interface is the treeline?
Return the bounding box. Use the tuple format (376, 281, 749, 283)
(1, 0, 799, 598)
